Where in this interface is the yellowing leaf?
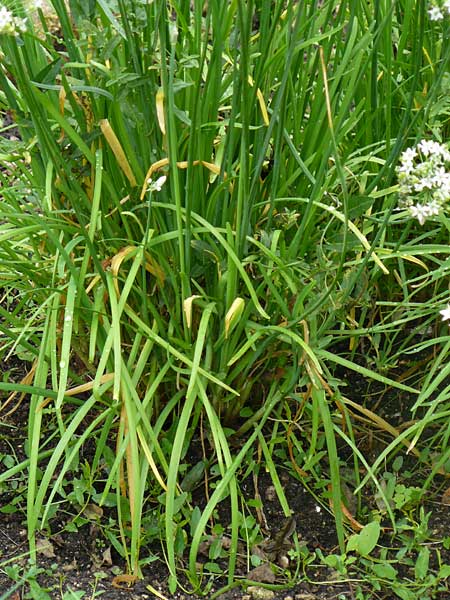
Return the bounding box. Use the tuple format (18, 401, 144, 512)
(183, 295, 201, 329)
(225, 298, 245, 339)
(256, 87, 269, 126)
(140, 158, 229, 200)
(156, 88, 166, 135)
(247, 75, 269, 126)
(110, 245, 139, 295)
(144, 251, 165, 285)
(100, 119, 137, 186)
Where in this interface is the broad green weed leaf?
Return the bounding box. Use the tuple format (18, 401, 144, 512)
(180, 460, 206, 491)
(438, 564, 450, 579)
(168, 574, 177, 595)
(393, 587, 417, 600)
(204, 561, 223, 574)
(358, 521, 380, 555)
(415, 546, 430, 581)
(371, 563, 397, 580)
(346, 534, 359, 553)
(349, 521, 380, 556)
(190, 506, 201, 537)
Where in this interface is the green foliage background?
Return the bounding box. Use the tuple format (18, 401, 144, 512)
(0, 0, 449, 594)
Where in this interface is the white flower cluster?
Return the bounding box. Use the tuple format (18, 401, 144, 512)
(396, 139, 450, 225)
(0, 5, 26, 35)
(428, 0, 450, 19)
(0, 1, 43, 36)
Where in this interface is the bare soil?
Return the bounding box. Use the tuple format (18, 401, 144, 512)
(1, 351, 450, 599)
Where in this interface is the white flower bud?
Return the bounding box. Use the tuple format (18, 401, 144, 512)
(147, 175, 167, 193)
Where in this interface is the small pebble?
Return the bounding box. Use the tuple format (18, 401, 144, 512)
(265, 485, 276, 502)
(278, 554, 290, 569)
(247, 586, 275, 600)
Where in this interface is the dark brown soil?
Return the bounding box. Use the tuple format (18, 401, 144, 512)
(0, 388, 343, 599)
(0, 467, 348, 600)
(1, 360, 450, 600)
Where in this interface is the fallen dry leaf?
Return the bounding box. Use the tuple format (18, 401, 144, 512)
(61, 559, 78, 572)
(36, 536, 55, 559)
(102, 546, 112, 566)
(441, 487, 450, 505)
(83, 503, 103, 520)
(247, 563, 276, 583)
(112, 574, 138, 589)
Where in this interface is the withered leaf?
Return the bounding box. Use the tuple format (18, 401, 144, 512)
(247, 563, 276, 583)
